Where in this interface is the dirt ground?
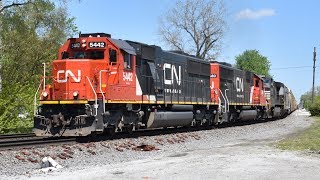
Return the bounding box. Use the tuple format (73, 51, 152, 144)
(69, 144, 320, 180)
(7, 109, 320, 180)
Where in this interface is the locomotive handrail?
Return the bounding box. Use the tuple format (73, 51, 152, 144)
(215, 89, 222, 113)
(224, 89, 230, 112)
(218, 97, 222, 113)
(34, 78, 44, 116)
(86, 76, 98, 116)
(218, 88, 227, 113)
(42, 63, 46, 91)
(99, 70, 109, 113)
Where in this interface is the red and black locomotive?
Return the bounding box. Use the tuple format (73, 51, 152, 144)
(33, 33, 296, 137)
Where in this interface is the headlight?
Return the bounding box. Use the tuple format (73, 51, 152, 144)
(42, 91, 48, 97)
(81, 39, 86, 48)
(73, 91, 79, 97)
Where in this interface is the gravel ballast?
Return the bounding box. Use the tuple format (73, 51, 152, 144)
(0, 109, 318, 179)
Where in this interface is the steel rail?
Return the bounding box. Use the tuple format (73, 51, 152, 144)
(0, 133, 35, 140)
(0, 136, 76, 150)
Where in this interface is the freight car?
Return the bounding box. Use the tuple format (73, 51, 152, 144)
(33, 33, 296, 137)
(261, 77, 297, 118)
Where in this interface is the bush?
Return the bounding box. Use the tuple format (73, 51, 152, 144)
(309, 96, 320, 116)
(0, 83, 35, 134)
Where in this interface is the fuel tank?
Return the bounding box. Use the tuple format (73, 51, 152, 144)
(171, 105, 193, 111)
(239, 110, 257, 121)
(147, 111, 193, 128)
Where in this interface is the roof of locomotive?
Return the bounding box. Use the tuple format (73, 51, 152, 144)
(110, 38, 136, 55)
(165, 50, 209, 64)
(126, 40, 210, 65)
(69, 33, 137, 55)
(213, 61, 251, 74)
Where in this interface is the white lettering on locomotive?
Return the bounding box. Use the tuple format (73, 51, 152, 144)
(57, 70, 81, 83)
(236, 77, 244, 92)
(210, 81, 215, 90)
(163, 63, 181, 86)
(123, 72, 133, 81)
(164, 89, 181, 94)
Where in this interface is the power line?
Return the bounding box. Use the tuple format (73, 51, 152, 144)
(272, 66, 313, 70)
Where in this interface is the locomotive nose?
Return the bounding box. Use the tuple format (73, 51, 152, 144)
(52, 60, 90, 100)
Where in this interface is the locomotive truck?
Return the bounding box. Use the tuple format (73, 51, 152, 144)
(33, 33, 296, 137)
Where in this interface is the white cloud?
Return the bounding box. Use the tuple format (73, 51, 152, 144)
(236, 8, 276, 20)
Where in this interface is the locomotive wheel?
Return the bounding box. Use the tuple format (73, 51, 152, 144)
(204, 119, 213, 129)
(105, 126, 116, 136)
(195, 120, 201, 128)
(123, 124, 134, 134)
(134, 124, 140, 131)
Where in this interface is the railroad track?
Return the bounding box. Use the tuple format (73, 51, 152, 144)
(0, 133, 76, 150)
(0, 117, 281, 150)
(0, 133, 35, 140)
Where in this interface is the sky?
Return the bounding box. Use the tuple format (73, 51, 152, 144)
(68, 0, 320, 102)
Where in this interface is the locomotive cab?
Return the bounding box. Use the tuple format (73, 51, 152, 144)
(40, 33, 139, 101)
(34, 33, 140, 136)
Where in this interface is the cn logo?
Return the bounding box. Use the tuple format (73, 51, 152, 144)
(57, 70, 81, 83)
(163, 63, 181, 86)
(236, 77, 244, 92)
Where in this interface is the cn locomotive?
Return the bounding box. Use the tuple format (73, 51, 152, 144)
(33, 33, 297, 137)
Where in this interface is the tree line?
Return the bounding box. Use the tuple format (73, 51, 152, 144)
(300, 87, 320, 116)
(0, 0, 77, 133)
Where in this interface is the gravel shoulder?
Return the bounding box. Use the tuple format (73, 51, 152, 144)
(1, 109, 318, 180)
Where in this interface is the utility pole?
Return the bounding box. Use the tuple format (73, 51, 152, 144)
(312, 47, 316, 103)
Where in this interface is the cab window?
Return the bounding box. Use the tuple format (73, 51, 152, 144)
(74, 51, 87, 59)
(62, 51, 69, 59)
(89, 51, 104, 59)
(123, 52, 133, 69)
(109, 49, 117, 63)
(255, 80, 259, 87)
(70, 51, 104, 59)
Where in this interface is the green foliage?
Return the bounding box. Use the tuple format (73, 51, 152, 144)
(277, 117, 320, 151)
(0, 83, 35, 134)
(0, 0, 77, 85)
(308, 96, 320, 116)
(300, 92, 312, 110)
(0, 0, 77, 133)
(235, 49, 271, 77)
(299, 86, 320, 111)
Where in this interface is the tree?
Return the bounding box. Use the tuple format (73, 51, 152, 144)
(300, 86, 320, 110)
(1, 0, 77, 84)
(0, 0, 34, 13)
(158, 0, 226, 60)
(235, 49, 271, 77)
(0, 0, 80, 88)
(0, 0, 77, 133)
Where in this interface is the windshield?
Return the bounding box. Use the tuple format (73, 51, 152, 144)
(62, 51, 105, 60)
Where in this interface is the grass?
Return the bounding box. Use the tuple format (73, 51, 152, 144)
(277, 117, 320, 151)
(0, 127, 33, 134)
